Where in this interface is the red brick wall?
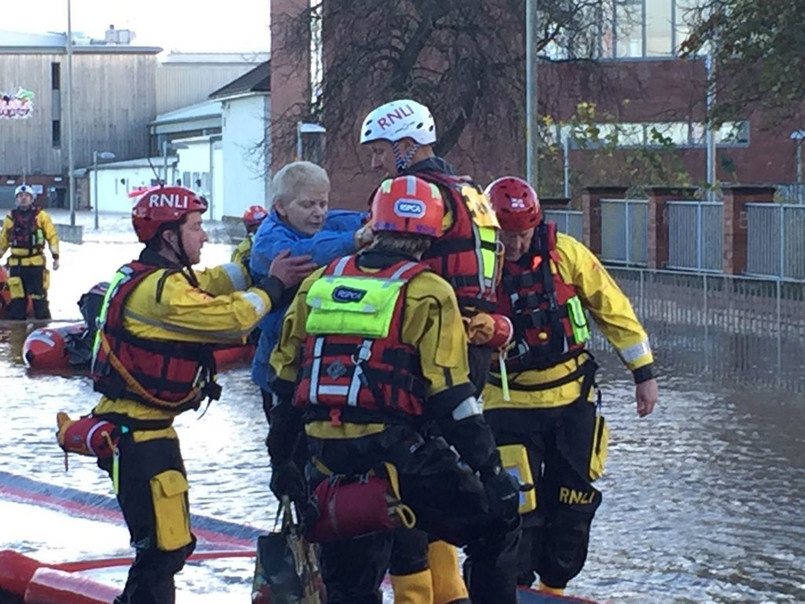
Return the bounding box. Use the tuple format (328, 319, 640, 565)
(271, 12, 802, 210)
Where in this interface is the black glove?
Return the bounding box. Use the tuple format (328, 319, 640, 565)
(270, 462, 306, 505)
(480, 465, 521, 520)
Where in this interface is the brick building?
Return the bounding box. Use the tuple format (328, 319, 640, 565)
(269, 0, 804, 210)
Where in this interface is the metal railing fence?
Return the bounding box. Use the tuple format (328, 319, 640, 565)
(667, 201, 723, 272)
(543, 210, 583, 241)
(588, 267, 805, 393)
(600, 199, 648, 265)
(745, 204, 805, 281)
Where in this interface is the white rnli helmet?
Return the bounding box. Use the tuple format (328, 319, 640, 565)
(360, 99, 436, 146)
(15, 184, 35, 197)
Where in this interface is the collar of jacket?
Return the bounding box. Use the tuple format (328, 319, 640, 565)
(138, 247, 183, 269)
(264, 210, 312, 240)
(357, 249, 420, 270)
(402, 155, 456, 176)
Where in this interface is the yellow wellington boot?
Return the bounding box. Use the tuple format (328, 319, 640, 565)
(538, 581, 566, 596)
(428, 541, 469, 604)
(391, 569, 434, 604)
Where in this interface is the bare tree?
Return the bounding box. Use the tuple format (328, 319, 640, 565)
(682, 0, 805, 127)
(275, 0, 615, 168)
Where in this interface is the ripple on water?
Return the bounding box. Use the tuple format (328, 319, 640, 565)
(2, 242, 805, 602)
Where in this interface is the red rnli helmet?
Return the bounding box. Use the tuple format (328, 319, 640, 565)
(486, 176, 541, 232)
(243, 205, 268, 232)
(131, 186, 207, 242)
(371, 176, 444, 238)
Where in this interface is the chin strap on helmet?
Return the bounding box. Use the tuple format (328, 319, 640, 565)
(392, 140, 421, 173)
(164, 224, 196, 273)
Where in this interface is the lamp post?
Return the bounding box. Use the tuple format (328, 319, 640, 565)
(790, 130, 805, 204)
(93, 151, 116, 230)
(525, 0, 539, 190)
(66, 0, 76, 226)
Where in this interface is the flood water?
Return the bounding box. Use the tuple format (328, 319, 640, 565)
(1, 214, 804, 603)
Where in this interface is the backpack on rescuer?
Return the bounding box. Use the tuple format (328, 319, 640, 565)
(416, 171, 502, 314)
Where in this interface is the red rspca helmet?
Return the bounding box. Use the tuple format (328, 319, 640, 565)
(485, 176, 541, 232)
(371, 176, 444, 238)
(243, 205, 268, 232)
(131, 186, 207, 242)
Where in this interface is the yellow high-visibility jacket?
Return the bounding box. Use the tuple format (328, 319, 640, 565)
(0, 208, 60, 267)
(92, 256, 275, 425)
(483, 232, 654, 410)
(231, 235, 253, 267)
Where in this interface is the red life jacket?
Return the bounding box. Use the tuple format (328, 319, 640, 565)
(493, 223, 589, 375)
(294, 256, 430, 424)
(10, 207, 44, 254)
(416, 171, 501, 314)
(92, 262, 221, 414)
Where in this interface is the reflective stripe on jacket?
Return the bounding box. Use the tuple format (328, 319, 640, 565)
(484, 231, 653, 410)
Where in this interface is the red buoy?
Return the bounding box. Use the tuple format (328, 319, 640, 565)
(24, 567, 119, 604)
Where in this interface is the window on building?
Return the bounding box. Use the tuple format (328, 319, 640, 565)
(618, 123, 645, 146)
(51, 63, 61, 90)
(691, 121, 750, 146)
(309, 0, 324, 110)
(564, 120, 749, 149)
(674, 0, 703, 54)
(616, 0, 643, 58)
(52, 120, 61, 148)
(717, 121, 750, 145)
(645, 122, 690, 146)
(646, 0, 673, 56)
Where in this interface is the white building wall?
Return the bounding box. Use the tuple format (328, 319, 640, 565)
(92, 167, 162, 214)
(222, 95, 270, 219)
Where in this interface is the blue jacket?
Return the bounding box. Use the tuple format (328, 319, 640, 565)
(249, 209, 367, 392)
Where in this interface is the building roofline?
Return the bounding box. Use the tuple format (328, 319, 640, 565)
(0, 46, 163, 54)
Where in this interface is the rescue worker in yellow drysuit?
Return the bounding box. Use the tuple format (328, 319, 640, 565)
(482, 176, 659, 595)
(267, 175, 522, 604)
(76, 186, 315, 604)
(0, 184, 60, 319)
(360, 98, 514, 604)
(231, 204, 269, 267)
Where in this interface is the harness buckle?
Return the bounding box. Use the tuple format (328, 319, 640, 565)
(351, 343, 372, 364)
(329, 408, 343, 427)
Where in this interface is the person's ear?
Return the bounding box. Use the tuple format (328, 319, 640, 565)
(274, 199, 287, 218)
(162, 228, 178, 248)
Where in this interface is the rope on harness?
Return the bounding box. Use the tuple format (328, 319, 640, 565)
(99, 332, 202, 410)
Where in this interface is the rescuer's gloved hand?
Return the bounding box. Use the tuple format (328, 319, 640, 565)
(270, 462, 306, 506)
(480, 464, 521, 519)
(464, 313, 514, 349)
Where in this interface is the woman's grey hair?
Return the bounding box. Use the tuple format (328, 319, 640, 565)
(370, 231, 432, 258)
(271, 161, 330, 208)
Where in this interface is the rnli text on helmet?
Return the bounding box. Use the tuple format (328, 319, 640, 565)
(148, 193, 193, 208)
(394, 199, 426, 218)
(376, 104, 415, 131)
